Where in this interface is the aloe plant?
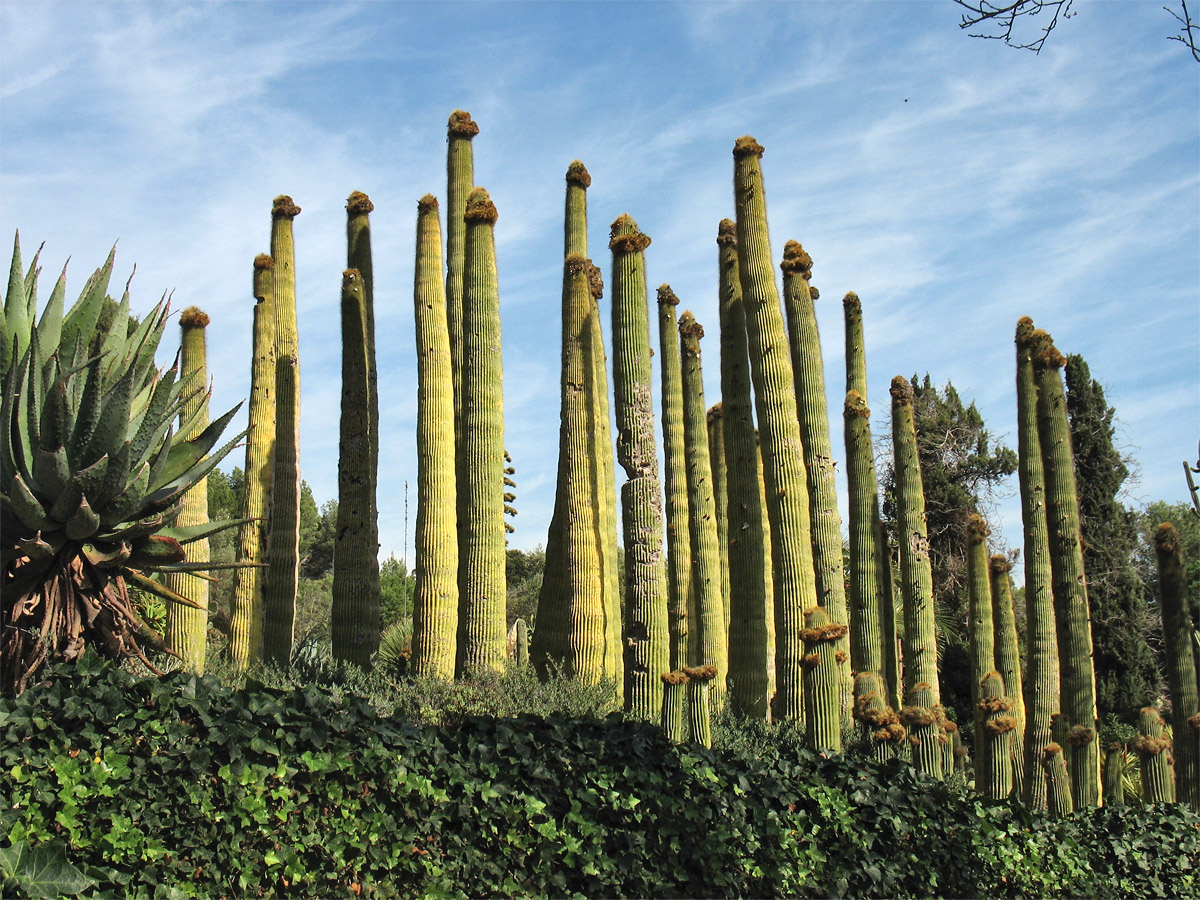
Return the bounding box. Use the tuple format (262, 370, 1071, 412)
(1155, 522, 1199, 807)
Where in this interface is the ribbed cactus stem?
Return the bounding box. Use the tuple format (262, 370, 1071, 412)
(1134, 707, 1176, 804)
(899, 682, 944, 781)
(446, 110, 478, 451)
(262, 195, 301, 665)
(609, 213, 668, 720)
(1155, 523, 1200, 807)
(890, 376, 941, 708)
(979, 671, 1017, 800)
(411, 196, 458, 679)
(732, 137, 819, 724)
(679, 312, 728, 700)
(660, 670, 689, 743)
(966, 514, 995, 769)
(1103, 742, 1127, 807)
(684, 665, 718, 748)
(990, 554, 1026, 801)
(657, 285, 691, 673)
(707, 404, 731, 637)
(1031, 328, 1100, 808)
(802, 607, 846, 753)
(1042, 743, 1073, 817)
(345, 191, 379, 553)
(716, 219, 770, 720)
(1015, 317, 1059, 811)
(564, 160, 591, 257)
(164, 306, 211, 673)
(332, 269, 381, 667)
(455, 187, 506, 675)
(228, 254, 276, 668)
(514, 618, 529, 667)
(853, 671, 904, 763)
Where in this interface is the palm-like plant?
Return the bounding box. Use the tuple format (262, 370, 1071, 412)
(1, 236, 247, 694)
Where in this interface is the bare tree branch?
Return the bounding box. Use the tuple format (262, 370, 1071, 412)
(954, 0, 1075, 54)
(1166, 0, 1200, 61)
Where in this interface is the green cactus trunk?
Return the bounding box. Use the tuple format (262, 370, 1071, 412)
(455, 188, 507, 675)
(1135, 707, 1176, 804)
(715, 220, 771, 719)
(345, 191, 379, 557)
(990, 554, 1026, 802)
(445, 110, 478, 451)
(330, 270, 382, 667)
(802, 607, 846, 753)
(262, 196, 302, 665)
(853, 671, 903, 763)
(900, 682, 944, 781)
(228, 255, 276, 669)
(1031, 328, 1101, 808)
(609, 213, 669, 719)
(660, 671, 688, 742)
(411, 196, 459, 680)
(1042, 743, 1073, 817)
(978, 671, 1017, 800)
(966, 514, 996, 771)
(1015, 317, 1059, 811)
(163, 307, 211, 673)
(1155, 523, 1200, 808)
(514, 618, 529, 667)
(685, 666, 718, 748)
(890, 376, 941, 709)
(657, 286, 691, 674)
(679, 312, 728, 701)
(781, 242, 849, 721)
(707, 404, 732, 638)
(731, 137, 818, 724)
(1103, 743, 1127, 807)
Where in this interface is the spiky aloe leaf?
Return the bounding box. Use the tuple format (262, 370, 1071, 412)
(58, 247, 114, 360)
(5, 473, 51, 531)
(33, 445, 70, 505)
(149, 404, 243, 493)
(158, 517, 251, 545)
(123, 569, 204, 610)
(63, 494, 100, 541)
(35, 264, 67, 356)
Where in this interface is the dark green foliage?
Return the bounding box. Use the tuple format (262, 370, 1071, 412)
(379, 555, 415, 630)
(1136, 500, 1200, 627)
(506, 545, 545, 630)
(1064, 355, 1160, 723)
(300, 495, 336, 580)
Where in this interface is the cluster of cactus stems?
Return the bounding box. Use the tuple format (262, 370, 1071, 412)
(853, 671, 905, 762)
(978, 671, 1018, 799)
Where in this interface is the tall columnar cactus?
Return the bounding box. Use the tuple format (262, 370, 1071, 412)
(890, 376, 941, 708)
(1042, 743, 1073, 818)
(657, 285, 691, 673)
(609, 213, 669, 719)
(1155, 523, 1200, 808)
(899, 682, 944, 781)
(163, 307, 212, 673)
(990, 554, 1026, 800)
(853, 671, 905, 762)
(1030, 327, 1101, 808)
(331, 269, 382, 667)
(445, 110, 478, 447)
(707, 403, 731, 636)
(455, 187, 507, 675)
(802, 607, 846, 753)
(844, 292, 901, 711)
(978, 671, 1018, 800)
(716, 220, 771, 719)
(1134, 706, 1176, 804)
(731, 136, 819, 723)
(262, 195, 301, 665)
(228, 254, 276, 668)
(345, 191, 379, 548)
(1015, 317, 1059, 810)
(684, 665, 719, 748)
(1103, 742, 1127, 807)
(660, 670, 689, 742)
(679, 311, 728, 699)
(781, 241, 849, 714)
(966, 514, 996, 769)
(411, 196, 459, 679)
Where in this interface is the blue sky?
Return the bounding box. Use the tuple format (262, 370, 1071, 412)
(2, 1, 1197, 582)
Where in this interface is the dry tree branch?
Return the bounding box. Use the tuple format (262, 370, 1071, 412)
(1166, 0, 1200, 61)
(954, 0, 1076, 54)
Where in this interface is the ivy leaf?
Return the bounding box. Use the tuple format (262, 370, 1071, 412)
(0, 843, 97, 898)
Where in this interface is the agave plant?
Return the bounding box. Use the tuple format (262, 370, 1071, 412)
(1, 235, 248, 694)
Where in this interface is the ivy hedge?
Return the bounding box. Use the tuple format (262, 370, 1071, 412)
(2, 656, 1197, 899)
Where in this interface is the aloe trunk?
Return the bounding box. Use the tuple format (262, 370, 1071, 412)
(731, 136, 818, 723)
(455, 188, 506, 675)
(802, 607, 846, 753)
(978, 671, 1018, 800)
(446, 110, 478, 449)
(1031, 328, 1100, 808)
(707, 403, 731, 637)
(346, 191, 379, 554)
(716, 220, 771, 719)
(990, 554, 1026, 801)
(609, 213, 668, 719)
(228, 255, 276, 668)
(853, 671, 903, 762)
(262, 196, 301, 665)
(679, 312, 728, 700)
(1015, 317, 1059, 810)
(1155, 523, 1199, 807)
(163, 306, 210, 673)
(900, 682, 943, 780)
(1135, 707, 1176, 804)
(657, 285, 691, 674)
(411, 196, 458, 679)
(966, 514, 995, 770)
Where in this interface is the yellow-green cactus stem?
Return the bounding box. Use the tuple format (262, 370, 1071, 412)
(331, 269, 381, 667)
(163, 306, 211, 673)
(679, 312, 728, 701)
(716, 220, 771, 719)
(1031, 328, 1100, 808)
(228, 254, 276, 668)
(990, 554, 1026, 800)
(657, 285, 691, 673)
(446, 110, 479, 450)
(731, 136, 819, 723)
(564, 160, 590, 257)
(609, 213, 669, 719)
(802, 607, 847, 753)
(978, 671, 1017, 800)
(661, 670, 689, 743)
(899, 682, 944, 781)
(1155, 523, 1200, 808)
(707, 403, 731, 638)
(1134, 707, 1176, 804)
(684, 665, 719, 748)
(1103, 742, 1127, 807)
(411, 196, 458, 679)
(1042, 743, 1073, 817)
(966, 514, 995, 769)
(514, 618, 529, 667)
(1015, 317, 1059, 811)
(853, 671, 904, 763)
(890, 376, 942, 708)
(262, 195, 302, 664)
(455, 187, 507, 675)
(346, 191, 379, 552)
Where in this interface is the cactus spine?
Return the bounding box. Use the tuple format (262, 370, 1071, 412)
(262, 196, 301, 665)
(1155, 523, 1199, 807)
(228, 255, 276, 668)
(411, 196, 459, 679)
(966, 514, 996, 769)
(657, 285, 691, 674)
(1031, 327, 1100, 808)
(1015, 317, 1059, 810)
(1134, 707, 1176, 804)
(802, 607, 846, 752)
(716, 220, 771, 719)
(731, 136, 819, 723)
(609, 213, 669, 719)
(990, 554, 1026, 800)
(164, 306, 211, 673)
(455, 187, 506, 674)
(446, 111, 478, 448)
(978, 671, 1017, 799)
